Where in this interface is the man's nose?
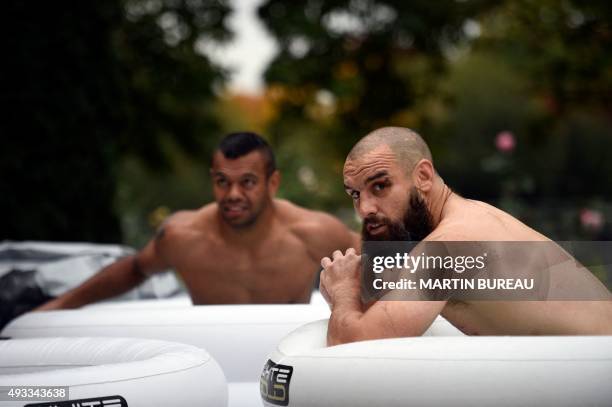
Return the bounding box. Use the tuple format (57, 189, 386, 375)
(226, 183, 243, 201)
(357, 195, 377, 219)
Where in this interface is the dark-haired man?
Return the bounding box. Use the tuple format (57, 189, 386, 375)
(320, 127, 612, 345)
(38, 132, 359, 309)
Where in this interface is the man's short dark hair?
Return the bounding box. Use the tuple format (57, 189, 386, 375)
(217, 132, 276, 177)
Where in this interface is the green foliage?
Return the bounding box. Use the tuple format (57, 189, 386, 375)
(259, 0, 499, 130)
(257, 0, 499, 213)
(2, 0, 230, 242)
(3, 0, 610, 243)
(116, 0, 231, 168)
(259, 0, 612, 238)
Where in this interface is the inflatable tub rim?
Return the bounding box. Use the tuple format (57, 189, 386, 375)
(273, 318, 612, 360)
(261, 319, 612, 407)
(0, 336, 223, 387)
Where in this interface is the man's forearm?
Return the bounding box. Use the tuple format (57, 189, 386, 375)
(327, 285, 365, 346)
(44, 255, 148, 309)
(323, 249, 440, 346)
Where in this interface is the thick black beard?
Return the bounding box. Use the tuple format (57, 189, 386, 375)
(361, 187, 434, 242)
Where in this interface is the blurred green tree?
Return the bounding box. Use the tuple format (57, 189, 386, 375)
(442, 0, 612, 238)
(258, 0, 612, 239)
(257, 0, 498, 212)
(1, 0, 231, 242)
(480, 0, 612, 199)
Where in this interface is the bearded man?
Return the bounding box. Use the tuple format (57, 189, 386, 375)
(320, 127, 612, 345)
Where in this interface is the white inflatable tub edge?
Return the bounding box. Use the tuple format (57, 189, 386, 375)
(261, 319, 612, 407)
(0, 337, 227, 406)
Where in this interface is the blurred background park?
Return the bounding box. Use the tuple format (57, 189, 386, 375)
(2, 0, 611, 247)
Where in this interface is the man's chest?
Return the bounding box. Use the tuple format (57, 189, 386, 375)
(167, 237, 319, 302)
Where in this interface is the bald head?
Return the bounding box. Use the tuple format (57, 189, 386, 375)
(347, 127, 432, 174)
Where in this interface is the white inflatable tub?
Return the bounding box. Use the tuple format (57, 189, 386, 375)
(84, 294, 193, 309)
(260, 319, 612, 407)
(0, 337, 227, 407)
(2, 295, 333, 406)
(2, 303, 330, 383)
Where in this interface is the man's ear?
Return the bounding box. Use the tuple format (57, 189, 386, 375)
(267, 170, 281, 196)
(412, 159, 435, 192)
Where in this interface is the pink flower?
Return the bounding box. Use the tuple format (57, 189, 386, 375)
(495, 131, 516, 153)
(580, 208, 604, 232)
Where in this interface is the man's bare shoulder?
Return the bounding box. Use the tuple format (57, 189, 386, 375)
(156, 204, 217, 242)
(275, 199, 346, 235)
(275, 199, 358, 256)
(428, 197, 549, 241)
(425, 225, 472, 241)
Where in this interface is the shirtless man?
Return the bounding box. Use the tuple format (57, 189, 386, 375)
(38, 132, 358, 309)
(320, 127, 612, 345)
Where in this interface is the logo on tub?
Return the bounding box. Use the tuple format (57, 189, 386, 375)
(260, 359, 293, 406)
(25, 395, 127, 407)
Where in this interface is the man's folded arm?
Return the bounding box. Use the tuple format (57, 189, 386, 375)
(327, 298, 446, 346)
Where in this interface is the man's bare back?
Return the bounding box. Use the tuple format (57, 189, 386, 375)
(434, 196, 612, 335)
(158, 199, 356, 304)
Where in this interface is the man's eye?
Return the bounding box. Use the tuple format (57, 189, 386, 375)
(351, 191, 360, 200)
(242, 178, 256, 188)
(373, 182, 387, 192)
(216, 179, 228, 187)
